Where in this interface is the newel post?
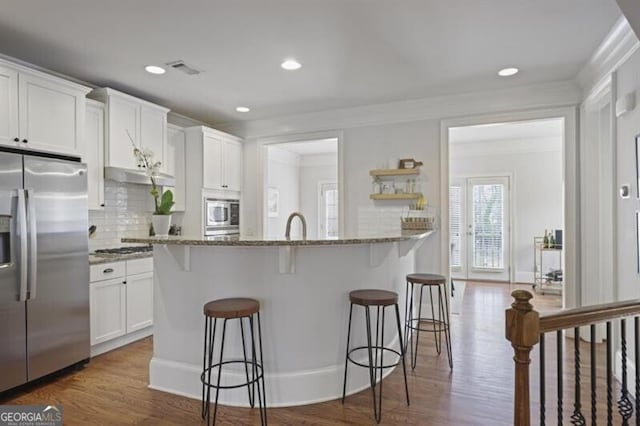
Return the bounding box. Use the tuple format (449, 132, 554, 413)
(505, 290, 540, 426)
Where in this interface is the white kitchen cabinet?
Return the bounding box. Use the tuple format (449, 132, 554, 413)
(125, 271, 154, 332)
(0, 60, 89, 157)
(89, 88, 169, 173)
(90, 257, 154, 355)
(86, 100, 105, 210)
(165, 124, 186, 211)
(183, 126, 243, 237)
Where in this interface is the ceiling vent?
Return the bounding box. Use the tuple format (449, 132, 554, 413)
(166, 60, 201, 76)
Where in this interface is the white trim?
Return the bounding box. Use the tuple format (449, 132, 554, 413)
(0, 54, 92, 94)
(90, 327, 153, 357)
(218, 81, 581, 139)
(317, 180, 338, 238)
(441, 106, 578, 308)
(256, 131, 344, 238)
(577, 16, 640, 96)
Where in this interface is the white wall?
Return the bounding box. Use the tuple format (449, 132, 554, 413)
(615, 48, 640, 302)
(299, 154, 337, 239)
(450, 137, 564, 282)
(265, 146, 301, 239)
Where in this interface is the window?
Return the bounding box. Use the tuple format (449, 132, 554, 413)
(449, 186, 462, 267)
(472, 184, 504, 269)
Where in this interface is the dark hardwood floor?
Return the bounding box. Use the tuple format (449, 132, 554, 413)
(2, 282, 561, 425)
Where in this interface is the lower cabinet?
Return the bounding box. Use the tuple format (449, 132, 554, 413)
(89, 258, 154, 355)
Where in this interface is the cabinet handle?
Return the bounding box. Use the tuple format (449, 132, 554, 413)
(103, 268, 114, 273)
(13, 137, 19, 142)
(100, 203, 105, 207)
(22, 139, 28, 143)
(122, 281, 127, 285)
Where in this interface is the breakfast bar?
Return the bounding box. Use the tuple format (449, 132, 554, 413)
(123, 231, 432, 407)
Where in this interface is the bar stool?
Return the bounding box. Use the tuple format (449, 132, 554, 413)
(341, 289, 410, 424)
(404, 273, 453, 369)
(201, 298, 267, 426)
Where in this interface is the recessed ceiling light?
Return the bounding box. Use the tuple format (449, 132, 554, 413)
(281, 59, 302, 71)
(145, 65, 166, 75)
(236, 106, 250, 113)
(498, 67, 519, 77)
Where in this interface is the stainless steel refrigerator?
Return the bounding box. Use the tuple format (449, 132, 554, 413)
(0, 149, 89, 393)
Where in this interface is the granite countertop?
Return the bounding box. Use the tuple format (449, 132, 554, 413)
(121, 230, 432, 247)
(89, 251, 153, 265)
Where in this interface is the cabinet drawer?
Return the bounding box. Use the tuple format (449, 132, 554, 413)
(126, 257, 153, 275)
(90, 262, 125, 282)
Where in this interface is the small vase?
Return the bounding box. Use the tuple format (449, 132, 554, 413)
(152, 214, 172, 237)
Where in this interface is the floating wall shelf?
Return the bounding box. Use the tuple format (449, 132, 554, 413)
(369, 168, 421, 177)
(369, 193, 423, 200)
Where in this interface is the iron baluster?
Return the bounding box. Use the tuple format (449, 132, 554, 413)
(618, 319, 634, 424)
(607, 321, 613, 426)
(540, 333, 545, 426)
(590, 324, 596, 426)
(558, 330, 563, 425)
(570, 327, 586, 425)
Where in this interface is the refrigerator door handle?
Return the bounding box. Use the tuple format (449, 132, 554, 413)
(26, 188, 37, 300)
(17, 189, 28, 302)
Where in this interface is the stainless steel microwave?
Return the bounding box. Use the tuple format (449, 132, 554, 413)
(204, 198, 240, 236)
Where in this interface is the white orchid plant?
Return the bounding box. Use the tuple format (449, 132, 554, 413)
(127, 131, 174, 215)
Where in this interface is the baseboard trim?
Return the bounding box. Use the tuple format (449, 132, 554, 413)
(149, 336, 403, 407)
(91, 327, 153, 357)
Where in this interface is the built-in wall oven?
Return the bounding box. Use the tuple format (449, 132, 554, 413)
(204, 198, 240, 236)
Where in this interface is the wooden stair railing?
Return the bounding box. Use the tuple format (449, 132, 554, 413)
(506, 289, 640, 426)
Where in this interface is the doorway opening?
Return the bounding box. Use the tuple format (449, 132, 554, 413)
(448, 119, 565, 289)
(263, 138, 339, 239)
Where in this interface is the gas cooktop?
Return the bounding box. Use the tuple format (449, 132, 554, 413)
(93, 246, 153, 255)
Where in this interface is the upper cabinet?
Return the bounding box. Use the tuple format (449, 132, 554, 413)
(86, 100, 105, 210)
(0, 61, 90, 158)
(88, 88, 169, 173)
(189, 127, 242, 192)
(165, 124, 186, 211)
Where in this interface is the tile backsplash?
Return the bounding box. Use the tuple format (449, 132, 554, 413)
(357, 206, 408, 237)
(88, 180, 153, 251)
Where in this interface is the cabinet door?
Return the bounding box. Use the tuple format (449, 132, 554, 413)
(90, 278, 127, 346)
(140, 106, 166, 172)
(202, 135, 223, 190)
(166, 126, 186, 211)
(223, 140, 242, 192)
(0, 65, 19, 148)
(107, 96, 139, 169)
(126, 271, 153, 333)
(86, 104, 105, 210)
(18, 72, 84, 157)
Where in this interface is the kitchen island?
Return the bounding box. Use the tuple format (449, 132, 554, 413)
(122, 231, 432, 407)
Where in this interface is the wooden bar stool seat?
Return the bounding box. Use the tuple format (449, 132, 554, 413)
(404, 273, 453, 370)
(342, 289, 409, 423)
(201, 297, 267, 425)
(204, 298, 260, 319)
(406, 273, 446, 286)
(349, 289, 398, 306)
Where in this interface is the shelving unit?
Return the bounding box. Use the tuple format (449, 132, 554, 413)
(369, 168, 420, 177)
(532, 236, 563, 295)
(369, 193, 422, 200)
(370, 167, 422, 200)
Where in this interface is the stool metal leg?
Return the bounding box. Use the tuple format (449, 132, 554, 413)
(429, 285, 441, 355)
(375, 305, 386, 424)
(210, 319, 227, 426)
(394, 303, 410, 406)
(364, 306, 379, 423)
(255, 312, 267, 426)
(411, 284, 426, 369)
(438, 284, 453, 369)
(239, 317, 255, 408)
(404, 281, 414, 359)
(341, 303, 354, 403)
(202, 316, 209, 420)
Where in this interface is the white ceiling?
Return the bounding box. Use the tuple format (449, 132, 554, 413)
(450, 118, 564, 143)
(0, 1, 621, 124)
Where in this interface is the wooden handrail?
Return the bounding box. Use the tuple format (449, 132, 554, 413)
(506, 290, 640, 426)
(539, 298, 640, 332)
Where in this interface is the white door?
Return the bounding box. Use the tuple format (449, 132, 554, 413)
(125, 272, 154, 333)
(86, 102, 105, 210)
(90, 278, 127, 345)
(450, 176, 511, 282)
(107, 96, 140, 169)
(318, 182, 339, 238)
(223, 139, 242, 191)
(0, 65, 19, 149)
(140, 106, 166, 172)
(202, 135, 223, 190)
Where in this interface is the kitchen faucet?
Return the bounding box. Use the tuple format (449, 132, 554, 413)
(285, 212, 307, 240)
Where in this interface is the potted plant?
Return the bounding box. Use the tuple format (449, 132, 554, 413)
(129, 132, 175, 236)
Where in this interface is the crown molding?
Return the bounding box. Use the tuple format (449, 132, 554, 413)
(216, 80, 581, 139)
(577, 16, 640, 95)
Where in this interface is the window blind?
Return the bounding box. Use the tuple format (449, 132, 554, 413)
(472, 184, 504, 269)
(449, 186, 462, 267)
